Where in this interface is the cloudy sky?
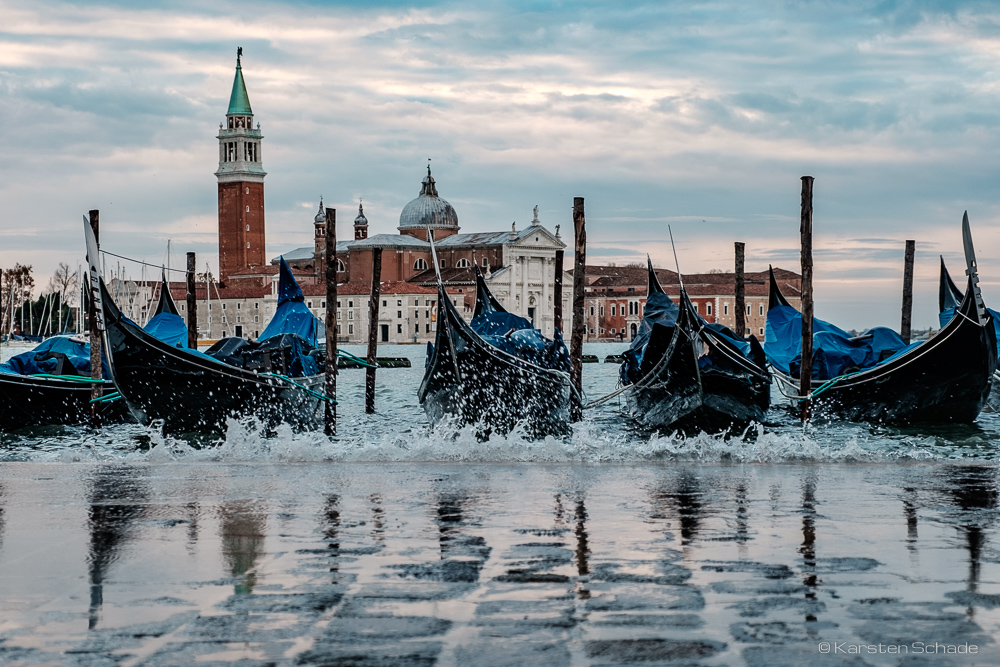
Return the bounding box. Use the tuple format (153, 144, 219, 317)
(2, 0, 999, 328)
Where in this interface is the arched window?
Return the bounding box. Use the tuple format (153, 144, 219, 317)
(336, 259, 346, 272)
(413, 258, 428, 271)
(456, 258, 470, 268)
(482, 257, 489, 268)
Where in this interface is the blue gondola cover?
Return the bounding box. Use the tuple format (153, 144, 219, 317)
(259, 258, 317, 347)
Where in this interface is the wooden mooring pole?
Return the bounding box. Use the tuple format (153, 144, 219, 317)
(799, 177, 814, 423)
(901, 240, 915, 345)
(186, 252, 197, 349)
(365, 248, 382, 414)
(553, 249, 564, 334)
(88, 209, 102, 428)
(324, 208, 337, 435)
(734, 241, 746, 338)
(570, 198, 587, 422)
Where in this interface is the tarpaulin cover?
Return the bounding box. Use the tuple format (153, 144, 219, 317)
(0, 335, 110, 378)
(765, 304, 914, 380)
(619, 291, 679, 384)
(143, 312, 188, 348)
(260, 257, 317, 347)
(469, 310, 570, 372)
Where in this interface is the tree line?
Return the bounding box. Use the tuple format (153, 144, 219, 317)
(1, 263, 81, 338)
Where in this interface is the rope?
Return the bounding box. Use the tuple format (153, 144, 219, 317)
(99, 250, 188, 274)
(584, 382, 631, 409)
(26, 373, 104, 384)
(336, 349, 378, 368)
(260, 372, 337, 403)
(89, 391, 122, 403)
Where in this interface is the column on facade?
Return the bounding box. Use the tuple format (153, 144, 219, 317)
(520, 257, 528, 319)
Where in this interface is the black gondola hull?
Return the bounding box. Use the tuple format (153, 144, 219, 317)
(625, 320, 770, 434)
(418, 291, 570, 439)
(0, 373, 129, 431)
(102, 286, 323, 434)
(773, 315, 996, 423)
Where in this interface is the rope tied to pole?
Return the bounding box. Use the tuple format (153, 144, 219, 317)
(260, 372, 337, 403)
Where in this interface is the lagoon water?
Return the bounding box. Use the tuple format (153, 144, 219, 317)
(1, 343, 1000, 665)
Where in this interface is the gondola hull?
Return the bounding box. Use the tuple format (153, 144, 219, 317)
(624, 316, 770, 434)
(418, 293, 570, 439)
(102, 286, 323, 434)
(0, 372, 129, 431)
(772, 314, 996, 423)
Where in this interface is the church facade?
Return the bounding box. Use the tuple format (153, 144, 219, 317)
(279, 166, 573, 344)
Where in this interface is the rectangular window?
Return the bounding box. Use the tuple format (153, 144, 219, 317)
(426, 324, 431, 333)
(600, 306, 604, 316)
(590, 306, 595, 317)
(589, 328, 594, 334)
(236, 303, 241, 310)
(600, 328, 605, 334)
(254, 302, 259, 309)
(397, 310, 402, 318)
(415, 324, 419, 334)
(426, 300, 431, 306)
(610, 328, 616, 334)
(425, 310, 429, 318)
(337, 301, 341, 308)
(207, 304, 212, 310)
(693, 302, 699, 312)
(254, 315, 259, 322)
(760, 328, 765, 335)
(222, 303, 227, 310)
(397, 324, 402, 334)
(397, 300, 402, 306)
(382, 300, 387, 307)
(414, 299, 419, 306)
(707, 303, 713, 315)
(611, 305, 617, 316)
(349, 324, 354, 334)
(759, 304, 764, 316)
(321, 301, 325, 308)
(348, 311, 354, 320)
(747, 304, 752, 315)
(348, 300, 353, 308)
(236, 316, 241, 323)
(337, 312, 341, 319)
(415, 311, 419, 319)
(724, 304, 729, 315)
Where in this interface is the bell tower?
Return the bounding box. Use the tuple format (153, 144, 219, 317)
(216, 47, 267, 282)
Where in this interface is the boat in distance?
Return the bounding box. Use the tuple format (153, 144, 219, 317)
(618, 259, 771, 434)
(418, 260, 572, 439)
(765, 214, 996, 423)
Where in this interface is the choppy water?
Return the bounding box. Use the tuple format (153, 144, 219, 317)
(2, 342, 1000, 665)
(3, 343, 1000, 463)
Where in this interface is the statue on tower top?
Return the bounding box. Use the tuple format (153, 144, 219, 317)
(237, 46, 243, 64)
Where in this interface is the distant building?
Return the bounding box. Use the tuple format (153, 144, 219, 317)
(577, 265, 802, 341)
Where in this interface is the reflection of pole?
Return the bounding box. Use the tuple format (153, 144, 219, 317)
(570, 198, 587, 422)
(88, 210, 102, 428)
(574, 498, 589, 576)
(324, 208, 337, 436)
(800, 475, 818, 623)
(365, 248, 382, 413)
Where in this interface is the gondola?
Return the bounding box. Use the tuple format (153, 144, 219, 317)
(0, 274, 183, 431)
(418, 246, 572, 439)
(939, 257, 1000, 409)
(765, 213, 997, 423)
(617, 259, 771, 434)
(99, 256, 326, 434)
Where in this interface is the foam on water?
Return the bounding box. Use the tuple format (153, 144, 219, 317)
(3, 342, 999, 463)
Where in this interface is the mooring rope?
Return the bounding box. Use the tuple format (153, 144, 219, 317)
(260, 372, 337, 403)
(336, 349, 378, 368)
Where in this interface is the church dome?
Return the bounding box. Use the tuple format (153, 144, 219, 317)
(314, 198, 326, 224)
(398, 166, 458, 232)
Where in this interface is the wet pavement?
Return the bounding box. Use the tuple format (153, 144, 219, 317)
(1, 462, 999, 665)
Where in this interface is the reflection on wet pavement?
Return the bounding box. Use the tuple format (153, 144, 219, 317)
(0, 462, 998, 666)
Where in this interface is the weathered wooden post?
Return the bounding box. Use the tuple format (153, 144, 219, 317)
(324, 207, 337, 435)
(554, 249, 564, 333)
(365, 248, 382, 414)
(88, 209, 102, 428)
(186, 252, 197, 349)
(799, 177, 814, 422)
(570, 198, 587, 422)
(901, 240, 915, 345)
(734, 241, 746, 338)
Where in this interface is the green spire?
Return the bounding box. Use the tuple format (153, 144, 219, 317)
(227, 48, 253, 116)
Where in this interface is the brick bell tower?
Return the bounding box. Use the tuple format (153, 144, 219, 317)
(216, 47, 267, 282)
